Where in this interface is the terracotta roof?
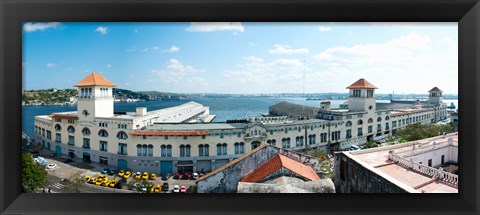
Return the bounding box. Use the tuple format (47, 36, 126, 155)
(196, 144, 268, 182)
(346, 78, 378, 89)
(390, 108, 434, 117)
(240, 154, 320, 183)
(48, 114, 79, 120)
(129, 131, 208, 136)
(428, 87, 443, 93)
(74, 72, 116, 87)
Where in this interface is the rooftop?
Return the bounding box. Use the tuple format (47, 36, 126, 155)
(344, 133, 459, 193)
(428, 87, 443, 93)
(346, 78, 378, 89)
(74, 72, 116, 87)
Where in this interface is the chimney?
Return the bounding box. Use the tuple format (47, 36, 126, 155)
(136, 107, 147, 116)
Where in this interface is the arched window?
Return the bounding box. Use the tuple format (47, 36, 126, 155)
(81, 127, 91, 135)
(368, 118, 373, 124)
(199, 144, 209, 156)
(234, 142, 245, 154)
(136, 144, 142, 156)
(67, 126, 75, 133)
(117, 131, 128, 139)
(385, 116, 390, 120)
(180, 144, 190, 157)
(98, 129, 109, 137)
(54, 124, 62, 131)
(357, 119, 363, 125)
(216, 143, 222, 156)
(346, 121, 352, 127)
(148, 145, 153, 157)
(377, 117, 382, 122)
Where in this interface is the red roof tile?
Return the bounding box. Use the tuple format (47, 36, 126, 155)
(346, 78, 378, 89)
(129, 130, 208, 136)
(74, 72, 116, 87)
(48, 114, 79, 120)
(240, 154, 320, 183)
(428, 87, 443, 93)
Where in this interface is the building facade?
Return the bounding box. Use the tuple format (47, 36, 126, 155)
(33, 73, 449, 175)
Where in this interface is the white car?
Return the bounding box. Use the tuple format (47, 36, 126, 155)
(47, 163, 57, 169)
(173, 185, 180, 193)
(192, 173, 199, 180)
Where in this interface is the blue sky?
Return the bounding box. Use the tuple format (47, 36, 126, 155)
(23, 22, 458, 94)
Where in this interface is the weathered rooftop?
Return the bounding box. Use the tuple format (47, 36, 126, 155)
(74, 72, 116, 87)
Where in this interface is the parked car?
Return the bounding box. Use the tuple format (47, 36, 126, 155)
(182, 172, 190, 180)
(108, 169, 117, 176)
(88, 177, 97, 184)
(47, 163, 57, 169)
(135, 172, 142, 180)
(192, 173, 199, 180)
(180, 185, 187, 193)
(117, 170, 125, 177)
(149, 173, 156, 180)
(142, 172, 149, 180)
(84, 175, 91, 181)
(173, 185, 180, 193)
(155, 184, 162, 193)
(101, 168, 110, 174)
(49, 153, 57, 158)
(109, 179, 119, 188)
(162, 182, 169, 192)
(161, 173, 171, 181)
(123, 171, 131, 179)
(173, 173, 180, 179)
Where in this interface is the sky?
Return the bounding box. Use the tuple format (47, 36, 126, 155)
(22, 22, 458, 94)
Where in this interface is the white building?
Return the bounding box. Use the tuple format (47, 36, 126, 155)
(33, 73, 449, 175)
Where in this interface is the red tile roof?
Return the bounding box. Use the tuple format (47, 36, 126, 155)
(346, 78, 378, 89)
(428, 87, 443, 93)
(129, 130, 208, 136)
(240, 154, 320, 183)
(74, 72, 116, 87)
(48, 114, 79, 120)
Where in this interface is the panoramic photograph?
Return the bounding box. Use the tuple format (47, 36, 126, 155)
(21, 22, 458, 193)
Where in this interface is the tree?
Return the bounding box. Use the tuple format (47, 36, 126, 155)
(22, 153, 47, 193)
(364, 141, 378, 149)
(312, 150, 328, 161)
(396, 124, 454, 142)
(127, 180, 152, 193)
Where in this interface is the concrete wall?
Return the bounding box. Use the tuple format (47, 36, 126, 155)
(334, 152, 412, 193)
(196, 145, 323, 193)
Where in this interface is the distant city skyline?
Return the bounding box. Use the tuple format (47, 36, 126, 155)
(23, 22, 458, 94)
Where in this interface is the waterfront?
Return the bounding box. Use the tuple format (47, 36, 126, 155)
(22, 97, 458, 138)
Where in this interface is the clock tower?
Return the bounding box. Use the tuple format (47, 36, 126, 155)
(74, 72, 116, 122)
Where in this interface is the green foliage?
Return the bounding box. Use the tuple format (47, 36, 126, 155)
(320, 159, 333, 179)
(396, 124, 454, 142)
(22, 153, 47, 193)
(127, 180, 152, 193)
(364, 141, 378, 149)
(65, 172, 86, 193)
(312, 150, 328, 160)
(187, 185, 197, 193)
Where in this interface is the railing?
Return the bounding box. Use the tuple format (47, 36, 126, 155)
(394, 140, 457, 158)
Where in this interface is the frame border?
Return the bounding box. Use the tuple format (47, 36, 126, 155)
(1, 0, 479, 214)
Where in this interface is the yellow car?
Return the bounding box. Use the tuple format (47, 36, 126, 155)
(123, 171, 131, 179)
(135, 172, 141, 180)
(149, 173, 156, 180)
(109, 179, 119, 188)
(88, 178, 97, 184)
(148, 183, 154, 193)
(154, 184, 161, 193)
(142, 172, 149, 180)
(84, 175, 91, 181)
(117, 170, 125, 177)
(102, 180, 111, 187)
(95, 178, 104, 186)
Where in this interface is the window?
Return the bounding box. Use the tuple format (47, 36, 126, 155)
(377, 117, 382, 122)
(234, 142, 245, 154)
(320, 133, 327, 143)
(42, 128, 45, 137)
(68, 119, 75, 124)
(296, 136, 304, 147)
(100, 141, 108, 152)
(428, 159, 432, 167)
(346, 129, 352, 139)
(202, 135, 206, 139)
(81, 127, 91, 135)
(368, 118, 373, 124)
(352, 89, 361, 97)
(251, 142, 261, 150)
(367, 90, 374, 98)
(368, 126, 372, 133)
(161, 145, 171, 157)
(54, 124, 62, 131)
(164, 136, 168, 140)
(385, 122, 390, 130)
(82, 138, 90, 149)
(137, 144, 142, 156)
(98, 129, 109, 137)
(47, 131, 51, 140)
(385, 116, 390, 120)
(441, 155, 445, 165)
(67, 126, 75, 133)
(340, 160, 346, 181)
(346, 121, 352, 127)
(180, 144, 191, 157)
(117, 131, 128, 140)
(149, 145, 155, 157)
(357, 128, 363, 136)
(392, 121, 397, 128)
(308, 135, 316, 145)
(282, 138, 291, 148)
(68, 135, 75, 145)
(216, 144, 222, 155)
(55, 133, 61, 143)
(198, 144, 209, 156)
(184, 135, 188, 140)
(267, 139, 276, 146)
(217, 143, 227, 155)
(377, 124, 381, 132)
(55, 118, 61, 122)
(357, 119, 363, 125)
(118, 143, 127, 155)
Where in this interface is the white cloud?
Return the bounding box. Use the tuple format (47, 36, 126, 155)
(318, 26, 332, 32)
(151, 59, 205, 84)
(107, 64, 112, 68)
(23, 22, 61, 32)
(143, 46, 159, 52)
(164, 45, 180, 53)
(46, 63, 57, 68)
(269, 44, 309, 55)
(95, 26, 108, 35)
(311, 32, 457, 94)
(186, 22, 244, 33)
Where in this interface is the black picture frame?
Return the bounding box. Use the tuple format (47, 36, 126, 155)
(1, 0, 479, 214)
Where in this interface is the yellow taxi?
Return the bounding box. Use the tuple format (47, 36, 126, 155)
(123, 171, 131, 179)
(149, 173, 156, 180)
(95, 178, 104, 186)
(109, 179, 119, 188)
(142, 172, 149, 180)
(84, 175, 91, 181)
(135, 172, 141, 180)
(117, 170, 125, 177)
(88, 177, 97, 184)
(154, 184, 161, 193)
